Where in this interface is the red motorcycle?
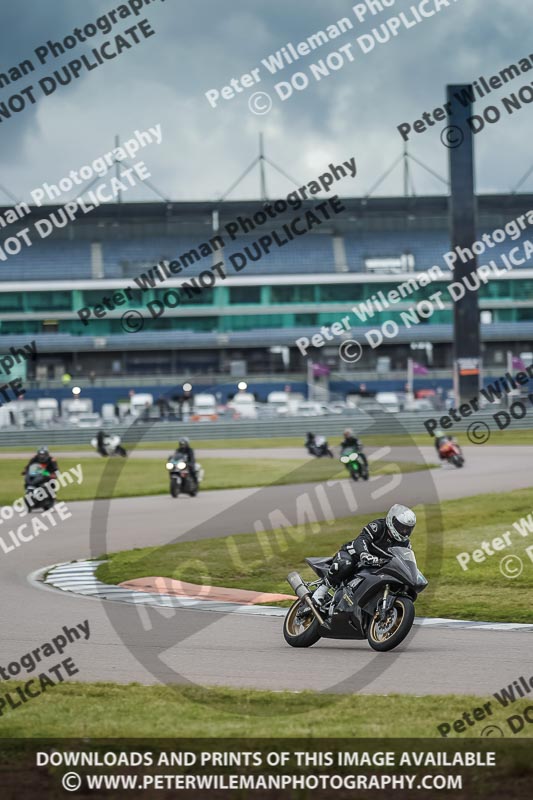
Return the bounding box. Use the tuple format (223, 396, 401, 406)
(439, 440, 464, 468)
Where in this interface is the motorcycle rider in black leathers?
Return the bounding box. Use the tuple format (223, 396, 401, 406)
(305, 432, 316, 454)
(96, 429, 107, 456)
(340, 427, 368, 473)
(175, 437, 197, 483)
(21, 446, 59, 477)
(312, 504, 417, 605)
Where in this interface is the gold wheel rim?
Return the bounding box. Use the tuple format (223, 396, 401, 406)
(286, 601, 314, 636)
(370, 600, 405, 642)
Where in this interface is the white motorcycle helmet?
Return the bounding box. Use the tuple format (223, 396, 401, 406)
(386, 504, 417, 544)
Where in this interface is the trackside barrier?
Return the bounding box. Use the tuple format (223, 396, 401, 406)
(0, 411, 530, 446)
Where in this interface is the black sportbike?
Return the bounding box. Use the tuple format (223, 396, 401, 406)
(283, 546, 428, 652)
(24, 463, 55, 511)
(165, 454, 198, 497)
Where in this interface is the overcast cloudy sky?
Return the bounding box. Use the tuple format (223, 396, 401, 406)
(0, 0, 531, 205)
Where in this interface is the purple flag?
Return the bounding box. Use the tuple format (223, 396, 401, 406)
(412, 361, 429, 375)
(312, 363, 330, 378)
(512, 355, 526, 371)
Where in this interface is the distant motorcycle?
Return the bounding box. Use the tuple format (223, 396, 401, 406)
(24, 463, 54, 511)
(283, 546, 428, 652)
(340, 446, 369, 481)
(439, 440, 464, 468)
(306, 434, 334, 458)
(91, 434, 127, 458)
(165, 455, 204, 498)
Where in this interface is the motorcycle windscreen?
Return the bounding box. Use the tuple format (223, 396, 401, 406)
(27, 464, 44, 476)
(387, 546, 419, 583)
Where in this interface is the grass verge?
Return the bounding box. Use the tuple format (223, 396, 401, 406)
(0, 457, 430, 505)
(1, 682, 531, 738)
(97, 487, 533, 624)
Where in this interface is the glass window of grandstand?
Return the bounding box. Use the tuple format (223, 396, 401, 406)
(480, 280, 513, 300)
(229, 286, 261, 304)
(81, 290, 140, 309)
(0, 293, 24, 312)
(270, 285, 315, 303)
(26, 291, 72, 311)
(228, 314, 286, 330)
(153, 288, 214, 306)
(317, 284, 360, 302)
(295, 313, 318, 326)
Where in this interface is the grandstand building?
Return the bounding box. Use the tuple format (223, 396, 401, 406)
(1, 194, 532, 385)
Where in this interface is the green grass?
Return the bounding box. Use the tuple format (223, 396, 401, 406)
(0, 457, 430, 505)
(97, 487, 533, 624)
(1, 681, 531, 738)
(2, 428, 532, 452)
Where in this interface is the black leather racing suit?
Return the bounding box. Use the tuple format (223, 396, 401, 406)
(96, 430, 107, 456)
(22, 455, 59, 478)
(176, 445, 197, 481)
(327, 518, 411, 586)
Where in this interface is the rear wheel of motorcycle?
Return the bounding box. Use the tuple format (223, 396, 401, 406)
(283, 599, 321, 648)
(367, 597, 415, 652)
(170, 478, 179, 498)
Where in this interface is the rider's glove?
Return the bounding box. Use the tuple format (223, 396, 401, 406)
(360, 553, 380, 566)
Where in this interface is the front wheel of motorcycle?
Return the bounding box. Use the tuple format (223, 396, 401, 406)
(283, 599, 321, 648)
(170, 478, 179, 498)
(367, 596, 415, 652)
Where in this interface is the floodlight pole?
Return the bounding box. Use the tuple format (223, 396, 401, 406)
(447, 84, 481, 403)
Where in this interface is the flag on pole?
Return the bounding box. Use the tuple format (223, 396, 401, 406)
(412, 361, 429, 375)
(312, 363, 330, 378)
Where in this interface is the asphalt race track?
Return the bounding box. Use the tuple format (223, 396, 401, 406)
(0, 445, 531, 697)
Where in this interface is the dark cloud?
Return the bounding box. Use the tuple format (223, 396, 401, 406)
(0, 0, 531, 204)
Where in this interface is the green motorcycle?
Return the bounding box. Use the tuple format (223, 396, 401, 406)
(340, 447, 369, 482)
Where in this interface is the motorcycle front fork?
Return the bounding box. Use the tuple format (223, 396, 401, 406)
(377, 585, 391, 621)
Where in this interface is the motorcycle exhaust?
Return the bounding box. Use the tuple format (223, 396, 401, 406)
(286, 571, 325, 626)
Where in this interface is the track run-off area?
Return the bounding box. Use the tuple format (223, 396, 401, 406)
(0, 444, 531, 696)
